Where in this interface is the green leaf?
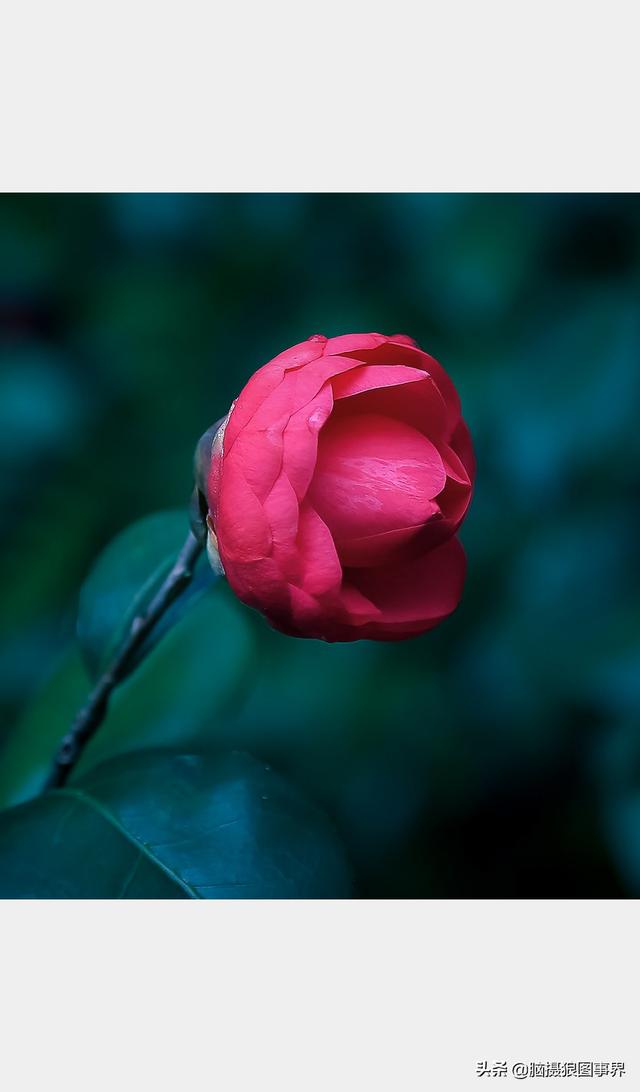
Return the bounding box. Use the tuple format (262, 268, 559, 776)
(0, 582, 254, 810)
(77, 509, 216, 681)
(0, 750, 353, 898)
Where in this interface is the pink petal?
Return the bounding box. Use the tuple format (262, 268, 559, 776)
(329, 372, 450, 444)
(441, 443, 471, 486)
(287, 584, 323, 634)
(434, 476, 473, 537)
(450, 418, 476, 483)
(387, 333, 420, 347)
(227, 413, 287, 503)
(223, 365, 287, 454)
(293, 503, 342, 598)
(262, 471, 300, 556)
(335, 514, 440, 567)
(308, 413, 446, 565)
(270, 335, 328, 368)
(216, 459, 272, 563)
(280, 383, 334, 501)
(338, 582, 381, 623)
(324, 333, 386, 356)
(284, 567, 380, 641)
(243, 354, 362, 439)
(223, 554, 292, 621)
(224, 336, 327, 452)
(350, 536, 466, 627)
(331, 364, 429, 400)
(336, 340, 462, 432)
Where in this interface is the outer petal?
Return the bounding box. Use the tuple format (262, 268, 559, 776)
(348, 537, 467, 636)
(388, 333, 420, 347)
(323, 332, 387, 355)
(237, 354, 364, 445)
(330, 364, 429, 400)
(223, 335, 327, 452)
(216, 383, 334, 569)
(450, 418, 476, 483)
(331, 518, 439, 568)
(281, 537, 466, 643)
(293, 503, 343, 599)
(243, 504, 354, 640)
(269, 334, 328, 367)
(247, 536, 466, 644)
(262, 471, 300, 559)
(336, 337, 462, 434)
(220, 552, 291, 620)
(215, 458, 272, 563)
(279, 384, 334, 501)
(330, 371, 450, 444)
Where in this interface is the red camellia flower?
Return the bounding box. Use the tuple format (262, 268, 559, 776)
(205, 333, 474, 642)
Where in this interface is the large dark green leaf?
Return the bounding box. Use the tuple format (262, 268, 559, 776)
(0, 750, 353, 898)
(77, 509, 216, 681)
(0, 583, 254, 810)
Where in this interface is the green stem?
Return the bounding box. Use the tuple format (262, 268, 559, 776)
(45, 530, 204, 790)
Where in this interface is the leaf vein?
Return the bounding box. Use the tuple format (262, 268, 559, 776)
(54, 787, 200, 898)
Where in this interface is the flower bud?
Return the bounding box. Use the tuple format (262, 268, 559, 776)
(205, 333, 474, 642)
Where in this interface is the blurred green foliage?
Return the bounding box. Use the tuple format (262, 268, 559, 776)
(1, 193, 639, 896)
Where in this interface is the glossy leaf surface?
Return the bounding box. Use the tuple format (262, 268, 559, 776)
(0, 750, 352, 898)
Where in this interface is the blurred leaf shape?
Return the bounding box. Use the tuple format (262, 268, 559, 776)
(77, 509, 218, 681)
(0, 581, 253, 812)
(0, 750, 352, 898)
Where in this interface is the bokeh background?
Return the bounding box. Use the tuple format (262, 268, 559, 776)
(1, 193, 639, 897)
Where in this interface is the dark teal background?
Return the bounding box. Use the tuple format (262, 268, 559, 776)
(1, 193, 639, 896)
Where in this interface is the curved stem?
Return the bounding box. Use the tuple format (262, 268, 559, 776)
(45, 530, 204, 790)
